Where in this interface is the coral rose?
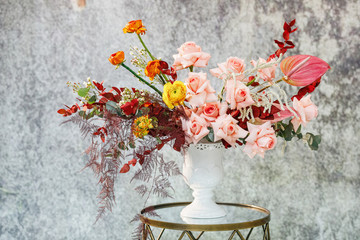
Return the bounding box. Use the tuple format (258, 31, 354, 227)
(108, 51, 125, 65)
(173, 42, 211, 71)
(291, 94, 318, 131)
(123, 20, 147, 35)
(211, 114, 248, 146)
(243, 122, 277, 158)
(162, 81, 187, 109)
(210, 57, 246, 81)
(198, 102, 228, 124)
(182, 112, 210, 144)
(226, 80, 255, 110)
(250, 58, 277, 81)
(185, 72, 217, 107)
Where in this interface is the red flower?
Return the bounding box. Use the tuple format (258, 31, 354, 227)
(120, 99, 139, 115)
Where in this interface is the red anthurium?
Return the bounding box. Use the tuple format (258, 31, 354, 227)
(280, 55, 330, 86)
(120, 99, 139, 115)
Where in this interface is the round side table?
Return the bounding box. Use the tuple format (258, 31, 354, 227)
(140, 202, 270, 240)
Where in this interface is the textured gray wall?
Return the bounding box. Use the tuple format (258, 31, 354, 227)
(1, 0, 359, 239)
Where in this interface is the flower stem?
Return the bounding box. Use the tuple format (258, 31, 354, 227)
(137, 34, 168, 84)
(189, 66, 194, 72)
(121, 63, 163, 96)
(137, 34, 155, 60)
(257, 78, 284, 93)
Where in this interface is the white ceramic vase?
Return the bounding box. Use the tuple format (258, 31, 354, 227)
(181, 142, 226, 219)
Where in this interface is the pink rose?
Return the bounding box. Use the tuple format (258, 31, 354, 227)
(250, 58, 277, 81)
(210, 57, 246, 81)
(211, 114, 248, 146)
(198, 102, 228, 124)
(173, 42, 211, 71)
(291, 95, 318, 131)
(185, 72, 217, 107)
(243, 122, 277, 158)
(181, 112, 210, 144)
(225, 80, 255, 109)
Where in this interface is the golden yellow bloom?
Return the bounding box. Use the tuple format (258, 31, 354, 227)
(162, 81, 187, 109)
(123, 20, 147, 35)
(145, 60, 161, 80)
(132, 115, 154, 138)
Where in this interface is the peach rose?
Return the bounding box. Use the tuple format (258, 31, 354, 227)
(250, 58, 277, 81)
(243, 122, 277, 158)
(181, 112, 210, 144)
(185, 72, 217, 107)
(225, 80, 255, 109)
(197, 102, 228, 124)
(211, 114, 248, 146)
(210, 57, 246, 81)
(173, 42, 211, 71)
(291, 95, 318, 131)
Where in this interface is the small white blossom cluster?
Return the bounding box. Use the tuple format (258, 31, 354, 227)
(129, 46, 148, 76)
(118, 87, 148, 106)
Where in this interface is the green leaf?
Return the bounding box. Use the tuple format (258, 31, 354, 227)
(78, 111, 86, 119)
(78, 88, 90, 97)
(156, 137, 162, 144)
(295, 124, 302, 134)
(88, 95, 97, 104)
(306, 133, 321, 150)
(129, 141, 136, 149)
(284, 122, 294, 141)
(118, 142, 126, 150)
(205, 128, 214, 142)
(106, 101, 122, 116)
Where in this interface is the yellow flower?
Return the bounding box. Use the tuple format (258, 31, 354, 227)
(132, 115, 154, 138)
(162, 81, 186, 109)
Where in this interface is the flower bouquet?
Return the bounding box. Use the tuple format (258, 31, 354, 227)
(58, 19, 330, 220)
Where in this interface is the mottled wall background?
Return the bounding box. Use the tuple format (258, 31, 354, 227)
(1, 0, 359, 239)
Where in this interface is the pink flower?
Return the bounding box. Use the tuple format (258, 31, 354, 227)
(211, 114, 248, 146)
(291, 94, 318, 131)
(181, 112, 210, 144)
(173, 42, 211, 71)
(225, 80, 255, 109)
(185, 72, 217, 107)
(198, 102, 228, 124)
(280, 55, 330, 86)
(250, 58, 277, 81)
(243, 122, 277, 158)
(210, 57, 246, 81)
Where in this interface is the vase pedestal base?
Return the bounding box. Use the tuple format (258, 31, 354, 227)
(180, 200, 226, 219)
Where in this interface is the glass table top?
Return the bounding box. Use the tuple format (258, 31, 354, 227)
(140, 202, 270, 231)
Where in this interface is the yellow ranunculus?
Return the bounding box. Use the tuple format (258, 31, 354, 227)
(132, 115, 154, 138)
(162, 81, 186, 109)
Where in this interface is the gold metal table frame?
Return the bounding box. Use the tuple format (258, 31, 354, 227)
(140, 202, 271, 240)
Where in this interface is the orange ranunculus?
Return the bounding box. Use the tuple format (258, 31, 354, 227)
(145, 60, 161, 80)
(123, 20, 147, 35)
(108, 51, 125, 65)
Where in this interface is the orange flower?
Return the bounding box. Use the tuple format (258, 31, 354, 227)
(108, 51, 125, 65)
(145, 60, 161, 80)
(123, 20, 147, 35)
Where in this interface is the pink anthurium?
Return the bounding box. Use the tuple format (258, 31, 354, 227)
(280, 55, 330, 86)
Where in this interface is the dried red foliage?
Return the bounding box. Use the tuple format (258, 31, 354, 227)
(57, 104, 79, 117)
(158, 61, 177, 82)
(268, 19, 298, 60)
(291, 77, 321, 101)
